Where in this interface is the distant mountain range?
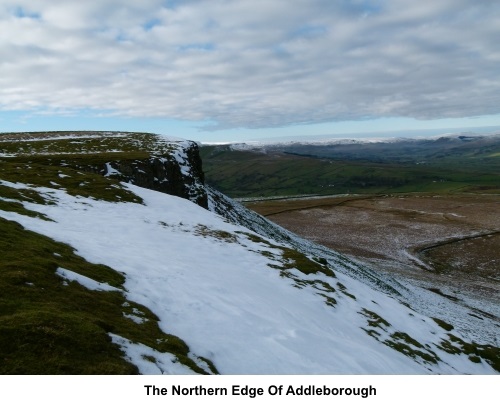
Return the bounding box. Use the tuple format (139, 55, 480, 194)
(199, 132, 500, 198)
(217, 126, 500, 146)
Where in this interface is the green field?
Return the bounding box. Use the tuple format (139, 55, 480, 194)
(200, 137, 500, 198)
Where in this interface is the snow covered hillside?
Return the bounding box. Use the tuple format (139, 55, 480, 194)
(0, 132, 498, 374)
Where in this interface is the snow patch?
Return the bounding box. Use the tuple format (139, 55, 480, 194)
(56, 267, 121, 292)
(104, 163, 122, 177)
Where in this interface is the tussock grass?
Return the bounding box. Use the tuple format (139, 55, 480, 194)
(0, 158, 142, 204)
(0, 132, 177, 157)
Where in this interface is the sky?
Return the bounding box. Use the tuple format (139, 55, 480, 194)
(1, 0, 500, 143)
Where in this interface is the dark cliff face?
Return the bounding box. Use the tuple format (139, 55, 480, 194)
(75, 141, 208, 208)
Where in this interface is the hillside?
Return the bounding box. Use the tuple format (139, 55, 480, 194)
(200, 133, 500, 198)
(0, 131, 498, 374)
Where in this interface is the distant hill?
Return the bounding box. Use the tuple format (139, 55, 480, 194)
(200, 133, 500, 198)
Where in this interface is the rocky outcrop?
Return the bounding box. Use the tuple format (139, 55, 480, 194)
(74, 140, 208, 208)
(0, 132, 208, 207)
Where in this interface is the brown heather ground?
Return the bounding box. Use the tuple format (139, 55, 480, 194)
(246, 193, 500, 315)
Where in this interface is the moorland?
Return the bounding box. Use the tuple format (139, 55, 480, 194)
(0, 131, 498, 373)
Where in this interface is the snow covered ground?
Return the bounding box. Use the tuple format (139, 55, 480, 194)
(0, 178, 497, 374)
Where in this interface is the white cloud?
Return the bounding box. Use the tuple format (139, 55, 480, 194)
(1, 0, 499, 129)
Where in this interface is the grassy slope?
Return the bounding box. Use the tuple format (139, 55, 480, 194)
(0, 132, 216, 374)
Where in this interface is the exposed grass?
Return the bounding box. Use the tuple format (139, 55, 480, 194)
(0, 198, 52, 221)
(336, 282, 357, 300)
(432, 317, 454, 331)
(280, 247, 336, 277)
(360, 307, 500, 369)
(0, 132, 177, 157)
(0, 310, 137, 374)
(194, 224, 238, 243)
(360, 308, 391, 329)
(426, 288, 460, 302)
(236, 231, 335, 277)
(0, 158, 142, 204)
(384, 332, 440, 365)
(437, 334, 500, 372)
(234, 231, 341, 307)
(360, 308, 441, 365)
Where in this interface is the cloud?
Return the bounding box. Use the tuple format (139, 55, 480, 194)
(1, 0, 499, 130)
